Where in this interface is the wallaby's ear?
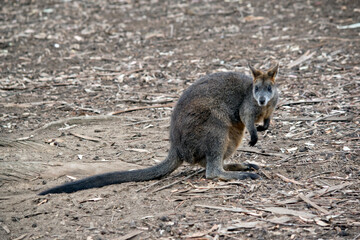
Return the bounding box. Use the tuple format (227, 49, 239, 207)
(267, 63, 279, 82)
(248, 62, 263, 80)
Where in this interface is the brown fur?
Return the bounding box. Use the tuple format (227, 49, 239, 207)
(225, 121, 245, 159)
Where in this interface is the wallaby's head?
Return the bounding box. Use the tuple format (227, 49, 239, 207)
(248, 63, 279, 107)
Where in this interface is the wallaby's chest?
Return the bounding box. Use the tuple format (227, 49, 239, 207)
(255, 104, 274, 123)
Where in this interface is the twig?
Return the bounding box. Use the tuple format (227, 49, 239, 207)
(320, 176, 356, 181)
(124, 117, 169, 126)
(280, 99, 330, 106)
(11, 233, 28, 240)
(92, 67, 121, 72)
(110, 103, 174, 115)
(277, 115, 353, 122)
(310, 113, 344, 126)
(276, 173, 305, 186)
(306, 171, 335, 179)
(135, 177, 169, 192)
(69, 132, 102, 142)
(93, 67, 144, 75)
(195, 204, 261, 216)
(238, 147, 286, 158)
(32, 115, 120, 133)
(298, 193, 330, 215)
(58, 101, 101, 114)
(259, 169, 272, 179)
(285, 127, 317, 138)
(33, 104, 174, 133)
(314, 36, 360, 42)
(276, 182, 353, 205)
(117, 99, 174, 105)
(353, 233, 360, 240)
(0, 137, 44, 149)
(151, 169, 205, 193)
(259, 217, 294, 226)
(258, 206, 316, 219)
(287, 50, 316, 69)
(122, 68, 144, 75)
(0, 101, 56, 108)
(117, 230, 143, 240)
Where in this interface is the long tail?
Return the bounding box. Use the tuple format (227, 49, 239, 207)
(39, 148, 182, 195)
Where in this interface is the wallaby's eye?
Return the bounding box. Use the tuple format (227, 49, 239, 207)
(267, 85, 272, 92)
(255, 86, 259, 92)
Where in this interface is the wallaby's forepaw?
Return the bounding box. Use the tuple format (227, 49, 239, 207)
(248, 139, 257, 147)
(256, 125, 267, 132)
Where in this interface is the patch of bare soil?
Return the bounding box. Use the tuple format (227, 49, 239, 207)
(1, 0, 359, 239)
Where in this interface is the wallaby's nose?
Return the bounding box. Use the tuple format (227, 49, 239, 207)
(259, 97, 266, 105)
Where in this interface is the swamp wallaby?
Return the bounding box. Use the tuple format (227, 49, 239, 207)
(39, 63, 279, 195)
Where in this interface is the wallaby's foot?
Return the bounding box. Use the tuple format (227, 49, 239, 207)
(248, 138, 257, 147)
(223, 163, 259, 171)
(206, 170, 260, 181)
(206, 147, 260, 181)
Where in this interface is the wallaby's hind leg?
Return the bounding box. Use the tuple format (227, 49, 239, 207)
(223, 163, 259, 171)
(204, 137, 259, 181)
(206, 156, 259, 180)
(221, 122, 259, 174)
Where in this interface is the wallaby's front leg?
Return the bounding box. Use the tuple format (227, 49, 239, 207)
(257, 118, 270, 132)
(245, 120, 258, 147)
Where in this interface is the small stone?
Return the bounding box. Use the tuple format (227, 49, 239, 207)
(159, 216, 169, 221)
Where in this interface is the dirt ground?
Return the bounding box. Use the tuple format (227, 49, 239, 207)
(1, 0, 359, 239)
